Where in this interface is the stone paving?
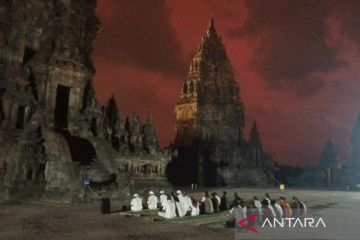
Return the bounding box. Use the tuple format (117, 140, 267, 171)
(1, 187, 360, 239)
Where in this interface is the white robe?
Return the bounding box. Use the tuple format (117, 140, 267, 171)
(147, 195, 158, 210)
(254, 200, 262, 215)
(268, 205, 276, 218)
(230, 206, 247, 222)
(183, 195, 192, 211)
(242, 206, 247, 217)
(159, 194, 167, 207)
(177, 194, 189, 212)
(178, 193, 185, 203)
(215, 195, 221, 206)
(190, 201, 200, 216)
(131, 197, 143, 212)
(203, 197, 214, 214)
(158, 200, 176, 219)
(274, 203, 283, 218)
(175, 201, 186, 217)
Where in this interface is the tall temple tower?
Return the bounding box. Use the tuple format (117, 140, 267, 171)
(173, 18, 246, 185)
(175, 18, 245, 151)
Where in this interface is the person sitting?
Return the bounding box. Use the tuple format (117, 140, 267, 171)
(201, 191, 214, 214)
(248, 201, 262, 226)
(219, 191, 228, 211)
(211, 192, 221, 212)
(200, 191, 206, 213)
(226, 199, 247, 229)
(271, 199, 283, 219)
(130, 193, 143, 212)
(215, 192, 221, 211)
(147, 191, 158, 210)
(253, 196, 262, 216)
(176, 190, 184, 201)
(190, 196, 200, 216)
(176, 190, 189, 213)
(172, 192, 186, 217)
(183, 192, 193, 214)
(264, 193, 271, 205)
(261, 199, 276, 220)
(158, 195, 176, 219)
(291, 196, 307, 217)
(159, 190, 167, 209)
(279, 197, 292, 218)
(231, 192, 241, 208)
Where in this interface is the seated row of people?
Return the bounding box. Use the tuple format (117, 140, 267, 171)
(130, 190, 167, 211)
(130, 190, 200, 218)
(131, 190, 307, 222)
(130, 190, 266, 214)
(226, 194, 307, 228)
(159, 191, 200, 219)
(131, 189, 225, 218)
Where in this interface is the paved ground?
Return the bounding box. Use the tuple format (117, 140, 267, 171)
(0, 187, 359, 240)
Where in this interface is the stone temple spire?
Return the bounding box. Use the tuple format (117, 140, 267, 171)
(105, 94, 118, 130)
(320, 137, 339, 169)
(249, 121, 262, 149)
(352, 113, 360, 168)
(206, 16, 217, 37)
(248, 121, 263, 167)
(197, 17, 227, 63)
(173, 16, 247, 185)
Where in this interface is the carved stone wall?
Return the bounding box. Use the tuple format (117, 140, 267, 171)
(0, 0, 171, 201)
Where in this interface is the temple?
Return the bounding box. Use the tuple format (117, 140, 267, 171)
(172, 18, 273, 186)
(0, 0, 171, 202)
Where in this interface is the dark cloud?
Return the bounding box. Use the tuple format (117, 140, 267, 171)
(228, 0, 345, 96)
(332, 1, 360, 46)
(296, 77, 325, 97)
(253, 103, 270, 116)
(95, 0, 185, 78)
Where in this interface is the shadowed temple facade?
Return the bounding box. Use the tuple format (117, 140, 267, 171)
(0, 0, 171, 202)
(170, 18, 274, 186)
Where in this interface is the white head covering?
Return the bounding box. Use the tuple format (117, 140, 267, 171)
(133, 193, 139, 197)
(176, 190, 182, 194)
(149, 191, 154, 195)
(160, 190, 165, 194)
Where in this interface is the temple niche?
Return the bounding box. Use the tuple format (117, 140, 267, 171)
(0, 0, 171, 202)
(170, 18, 274, 186)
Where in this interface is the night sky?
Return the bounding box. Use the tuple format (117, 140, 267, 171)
(93, 0, 360, 166)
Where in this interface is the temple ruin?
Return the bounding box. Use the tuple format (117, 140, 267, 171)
(0, 0, 171, 202)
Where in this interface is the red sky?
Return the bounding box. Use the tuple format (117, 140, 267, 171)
(92, 0, 360, 166)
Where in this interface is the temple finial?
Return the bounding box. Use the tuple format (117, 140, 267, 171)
(210, 15, 214, 26)
(207, 16, 217, 36)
